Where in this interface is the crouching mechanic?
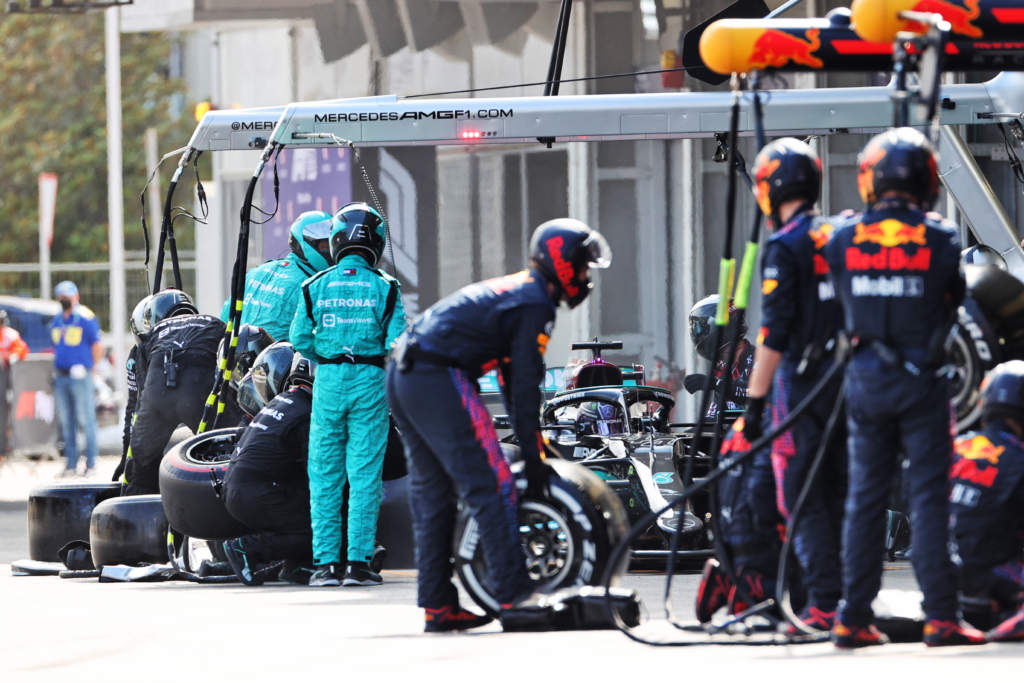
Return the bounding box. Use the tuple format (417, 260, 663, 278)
(221, 211, 334, 341)
(386, 218, 612, 632)
(290, 202, 406, 588)
(120, 289, 241, 496)
(740, 138, 846, 633)
(824, 128, 983, 647)
(222, 353, 317, 585)
(949, 361, 1024, 641)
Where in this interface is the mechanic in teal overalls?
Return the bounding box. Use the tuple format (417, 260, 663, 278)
(290, 202, 405, 587)
(222, 211, 333, 341)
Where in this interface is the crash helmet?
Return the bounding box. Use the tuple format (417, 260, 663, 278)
(962, 245, 1007, 271)
(689, 294, 747, 361)
(229, 325, 274, 390)
(286, 353, 317, 390)
(330, 202, 386, 267)
(250, 341, 295, 404)
(144, 289, 197, 330)
(567, 358, 623, 390)
(528, 219, 612, 309)
(979, 360, 1024, 427)
(857, 127, 939, 209)
(578, 401, 626, 436)
(129, 295, 154, 342)
(753, 137, 822, 227)
(288, 211, 334, 273)
(235, 372, 265, 420)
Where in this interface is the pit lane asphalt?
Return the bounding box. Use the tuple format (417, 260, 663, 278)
(3, 501, 1021, 680)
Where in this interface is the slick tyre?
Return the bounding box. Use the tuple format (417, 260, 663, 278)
(159, 427, 250, 541)
(950, 298, 1001, 431)
(89, 495, 168, 567)
(453, 459, 629, 615)
(27, 482, 121, 562)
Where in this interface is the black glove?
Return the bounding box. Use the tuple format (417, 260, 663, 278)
(683, 373, 706, 395)
(741, 396, 766, 443)
(522, 457, 547, 499)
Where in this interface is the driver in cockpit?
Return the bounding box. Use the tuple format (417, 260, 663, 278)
(565, 357, 627, 436)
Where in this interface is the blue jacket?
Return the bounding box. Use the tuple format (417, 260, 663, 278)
(50, 304, 100, 370)
(222, 256, 318, 342)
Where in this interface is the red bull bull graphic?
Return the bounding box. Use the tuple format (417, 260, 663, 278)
(956, 433, 1005, 464)
(852, 0, 1023, 43)
(808, 223, 834, 250)
(755, 158, 781, 215)
(749, 29, 824, 69)
(852, 219, 929, 248)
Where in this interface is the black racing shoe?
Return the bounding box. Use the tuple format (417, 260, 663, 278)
(371, 544, 387, 574)
(222, 539, 264, 586)
(987, 610, 1024, 642)
(278, 560, 314, 585)
(695, 558, 732, 623)
(832, 621, 889, 649)
(309, 563, 342, 587)
(424, 605, 494, 633)
(343, 561, 382, 587)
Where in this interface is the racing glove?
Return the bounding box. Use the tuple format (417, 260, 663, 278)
(741, 396, 766, 443)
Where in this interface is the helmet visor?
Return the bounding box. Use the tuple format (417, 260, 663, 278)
(581, 231, 612, 269)
(301, 218, 333, 241)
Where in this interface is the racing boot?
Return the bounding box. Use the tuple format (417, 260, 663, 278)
(222, 538, 264, 587)
(986, 610, 1024, 642)
(309, 563, 342, 587)
(695, 558, 732, 623)
(424, 605, 495, 633)
(342, 561, 382, 587)
(831, 620, 889, 649)
(727, 568, 768, 616)
(278, 560, 315, 585)
(371, 544, 387, 574)
(922, 619, 986, 647)
(783, 605, 836, 636)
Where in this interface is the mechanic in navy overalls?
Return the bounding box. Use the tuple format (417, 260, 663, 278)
(823, 128, 983, 648)
(740, 138, 846, 633)
(386, 219, 611, 632)
(948, 361, 1024, 641)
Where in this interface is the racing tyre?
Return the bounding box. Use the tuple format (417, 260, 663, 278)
(159, 427, 250, 541)
(27, 482, 121, 561)
(950, 298, 1002, 431)
(454, 458, 629, 615)
(89, 495, 168, 567)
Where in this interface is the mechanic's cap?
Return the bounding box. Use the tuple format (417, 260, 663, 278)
(55, 281, 78, 298)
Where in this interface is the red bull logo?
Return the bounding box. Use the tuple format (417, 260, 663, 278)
(852, 219, 928, 248)
(845, 245, 932, 271)
(546, 236, 580, 299)
(813, 254, 830, 275)
(808, 223, 834, 250)
(909, 0, 983, 38)
(956, 434, 1005, 464)
(748, 28, 824, 70)
(721, 419, 751, 455)
(755, 158, 781, 216)
(857, 143, 888, 202)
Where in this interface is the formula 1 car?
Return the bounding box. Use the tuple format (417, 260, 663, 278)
(498, 340, 718, 565)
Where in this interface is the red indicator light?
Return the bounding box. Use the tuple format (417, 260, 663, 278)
(459, 129, 483, 140)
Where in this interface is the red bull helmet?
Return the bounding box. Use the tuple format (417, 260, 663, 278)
(857, 127, 939, 209)
(753, 137, 821, 228)
(529, 219, 612, 309)
(980, 360, 1024, 427)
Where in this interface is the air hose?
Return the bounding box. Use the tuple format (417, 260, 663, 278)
(603, 343, 850, 646)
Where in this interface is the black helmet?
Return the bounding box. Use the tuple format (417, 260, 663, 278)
(529, 219, 612, 309)
(857, 127, 939, 209)
(287, 353, 317, 390)
(753, 137, 821, 227)
(230, 325, 274, 389)
(980, 360, 1024, 427)
(130, 295, 154, 341)
(962, 245, 1007, 271)
(236, 372, 265, 420)
(250, 341, 295, 404)
(330, 202, 386, 266)
(144, 289, 197, 330)
(689, 294, 747, 361)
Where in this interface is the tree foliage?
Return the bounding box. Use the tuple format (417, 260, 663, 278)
(0, 13, 195, 265)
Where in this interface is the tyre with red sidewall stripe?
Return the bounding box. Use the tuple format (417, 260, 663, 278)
(159, 427, 250, 540)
